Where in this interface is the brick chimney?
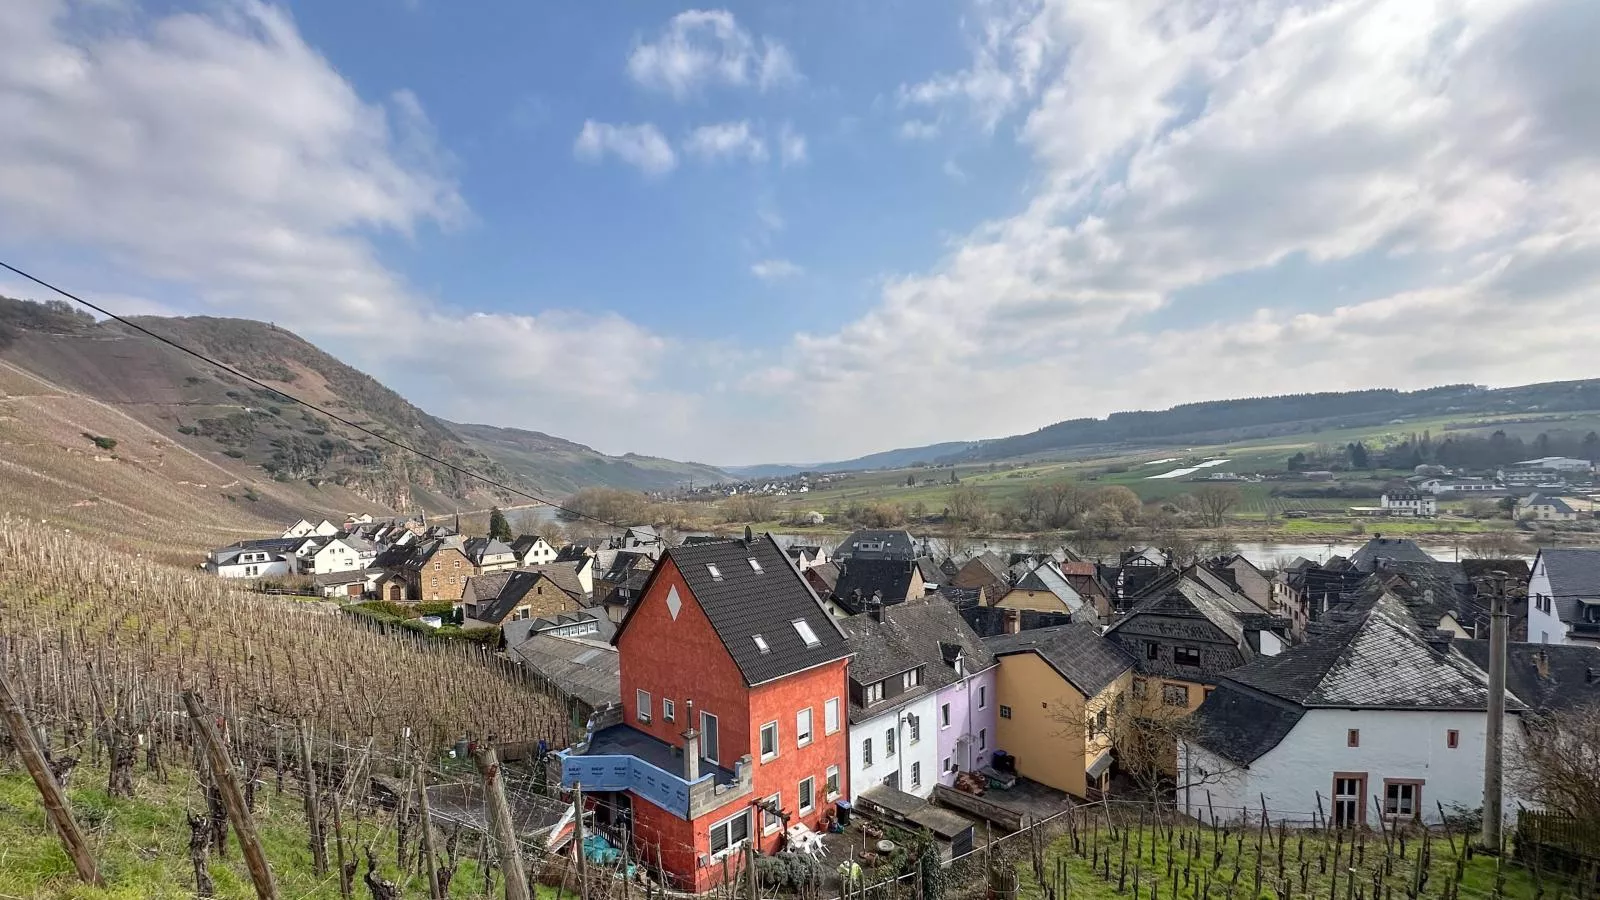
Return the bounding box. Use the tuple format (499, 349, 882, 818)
(681, 726, 701, 782)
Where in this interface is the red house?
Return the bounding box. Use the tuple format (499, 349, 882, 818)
(559, 534, 852, 892)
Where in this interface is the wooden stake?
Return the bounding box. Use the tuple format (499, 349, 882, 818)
(182, 690, 278, 900)
(473, 743, 532, 900)
(417, 764, 445, 900)
(0, 664, 103, 886)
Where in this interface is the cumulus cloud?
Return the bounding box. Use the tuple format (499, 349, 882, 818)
(750, 259, 802, 281)
(626, 9, 799, 99)
(0, 0, 687, 455)
(778, 122, 808, 166)
(683, 121, 767, 164)
(573, 120, 677, 175)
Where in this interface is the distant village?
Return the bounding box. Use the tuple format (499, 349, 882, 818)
(203, 511, 1600, 891)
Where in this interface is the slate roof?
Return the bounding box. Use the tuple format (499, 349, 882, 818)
(805, 561, 841, 594)
(1456, 640, 1600, 714)
(914, 556, 944, 585)
(1186, 684, 1306, 767)
(621, 535, 849, 686)
(312, 568, 382, 587)
(524, 564, 590, 601)
(1534, 548, 1600, 626)
(1348, 537, 1437, 573)
(833, 529, 918, 561)
(464, 537, 515, 564)
(833, 558, 921, 611)
(841, 600, 997, 722)
(505, 633, 621, 709)
(510, 535, 550, 556)
(1012, 563, 1082, 611)
(985, 622, 1134, 697)
(462, 571, 514, 607)
(469, 570, 584, 625)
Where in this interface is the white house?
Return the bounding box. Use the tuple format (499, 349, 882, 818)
(1519, 494, 1578, 523)
(512, 535, 559, 567)
(465, 537, 518, 573)
(282, 518, 340, 539)
(1379, 491, 1437, 517)
(1528, 549, 1600, 646)
(206, 539, 300, 579)
(303, 537, 370, 576)
(1418, 478, 1498, 495)
(1181, 595, 1522, 827)
(1511, 457, 1593, 474)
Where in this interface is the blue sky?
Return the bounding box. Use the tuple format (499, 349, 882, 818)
(1, 0, 1598, 466)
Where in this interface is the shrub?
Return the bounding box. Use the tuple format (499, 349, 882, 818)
(81, 432, 117, 451)
(223, 449, 246, 459)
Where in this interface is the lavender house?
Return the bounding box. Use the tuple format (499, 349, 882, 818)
(935, 631, 998, 786)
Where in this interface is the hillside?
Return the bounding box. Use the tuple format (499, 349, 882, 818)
(724, 440, 983, 478)
(448, 420, 727, 494)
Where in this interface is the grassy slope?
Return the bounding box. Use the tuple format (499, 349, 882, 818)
(449, 421, 726, 496)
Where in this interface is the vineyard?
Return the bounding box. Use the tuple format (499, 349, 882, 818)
(0, 515, 575, 897)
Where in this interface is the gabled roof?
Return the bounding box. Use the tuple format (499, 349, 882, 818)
(505, 632, 620, 709)
(985, 622, 1134, 698)
(913, 556, 944, 585)
(510, 534, 552, 555)
(470, 569, 583, 625)
(1526, 494, 1576, 513)
(464, 537, 515, 563)
(833, 529, 918, 561)
(405, 535, 466, 569)
(833, 558, 920, 609)
(842, 600, 996, 721)
(1012, 563, 1083, 611)
(1349, 537, 1436, 573)
(525, 563, 590, 601)
(1455, 641, 1600, 714)
(617, 535, 849, 686)
(1534, 548, 1600, 626)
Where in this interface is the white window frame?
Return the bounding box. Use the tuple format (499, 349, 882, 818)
(663, 698, 675, 723)
(825, 697, 840, 735)
(636, 690, 652, 724)
(792, 617, 821, 648)
(798, 776, 815, 815)
(902, 667, 921, 690)
(911, 761, 921, 788)
(761, 792, 783, 835)
(979, 728, 987, 751)
(825, 765, 840, 800)
(978, 685, 988, 709)
(885, 727, 896, 757)
(940, 703, 951, 729)
(908, 715, 920, 744)
(760, 721, 780, 762)
(862, 737, 873, 766)
(796, 707, 813, 747)
(864, 682, 884, 704)
(707, 810, 750, 860)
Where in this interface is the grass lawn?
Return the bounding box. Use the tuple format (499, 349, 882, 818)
(1007, 821, 1567, 900)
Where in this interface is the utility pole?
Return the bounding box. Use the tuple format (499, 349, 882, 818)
(0, 666, 102, 886)
(1480, 571, 1509, 852)
(472, 744, 531, 900)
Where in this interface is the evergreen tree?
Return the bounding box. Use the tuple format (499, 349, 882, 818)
(1346, 441, 1370, 469)
(487, 506, 512, 542)
(1584, 431, 1600, 464)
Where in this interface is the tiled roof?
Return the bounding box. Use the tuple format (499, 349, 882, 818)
(1349, 537, 1436, 573)
(524, 564, 590, 601)
(914, 557, 944, 585)
(1188, 684, 1306, 766)
(833, 529, 918, 561)
(833, 558, 920, 610)
(628, 535, 849, 686)
(506, 633, 620, 709)
(842, 600, 995, 721)
(1535, 548, 1600, 626)
(1455, 641, 1600, 714)
(985, 622, 1134, 697)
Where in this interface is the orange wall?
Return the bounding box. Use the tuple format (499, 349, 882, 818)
(748, 659, 851, 838)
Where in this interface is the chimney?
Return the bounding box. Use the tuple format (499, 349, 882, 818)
(681, 726, 701, 782)
(1423, 628, 1453, 653)
(868, 591, 885, 622)
(743, 525, 754, 546)
(1534, 650, 1550, 680)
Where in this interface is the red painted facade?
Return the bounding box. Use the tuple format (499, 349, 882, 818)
(615, 556, 852, 892)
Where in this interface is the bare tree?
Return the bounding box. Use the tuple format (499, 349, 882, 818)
(948, 485, 988, 526)
(533, 519, 566, 547)
(1515, 702, 1600, 821)
(1192, 484, 1241, 528)
(1021, 484, 1050, 527)
(1047, 479, 1091, 527)
(1090, 486, 1143, 525)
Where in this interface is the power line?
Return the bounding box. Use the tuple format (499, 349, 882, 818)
(0, 259, 629, 531)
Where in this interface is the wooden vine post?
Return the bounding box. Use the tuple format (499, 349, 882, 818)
(183, 690, 278, 900)
(473, 743, 532, 900)
(0, 665, 103, 886)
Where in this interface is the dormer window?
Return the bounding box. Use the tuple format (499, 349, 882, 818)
(707, 564, 723, 581)
(863, 681, 884, 704)
(792, 618, 820, 648)
(753, 634, 770, 654)
(748, 558, 764, 573)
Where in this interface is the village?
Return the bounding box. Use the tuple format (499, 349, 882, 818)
(201, 508, 1600, 895)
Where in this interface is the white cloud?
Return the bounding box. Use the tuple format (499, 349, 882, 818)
(750, 259, 802, 281)
(626, 9, 800, 99)
(898, 119, 941, 141)
(0, 0, 689, 456)
(683, 121, 767, 164)
(573, 120, 677, 175)
(778, 122, 807, 166)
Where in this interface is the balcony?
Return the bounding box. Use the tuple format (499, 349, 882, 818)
(559, 708, 752, 819)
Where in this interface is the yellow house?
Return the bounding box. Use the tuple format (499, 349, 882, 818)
(986, 623, 1135, 798)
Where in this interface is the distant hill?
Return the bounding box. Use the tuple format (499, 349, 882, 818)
(447, 421, 727, 495)
(0, 296, 722, 554)
(725, 441, 985, 479)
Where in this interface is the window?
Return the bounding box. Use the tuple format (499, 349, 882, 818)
(798, 776, 815, 814)
(978, 728, 987, 751)
(1347, 729, 1360, 748)
(753, 634, 770, 654)
(910, 762, 921, 788)
(908, 715, 921, 743)
(1383, 780, 1422, 819)
(748, 558, 764, 573)
(999, 705, 1012, 719)
(1175, 646, 1202, 667)
(663, 699, 675, 723)
(1447, 729, 1459, 749)
(862, 738, 873, 766)
(636, 690, 652, 724)
(825, 698, 840, 734)
(1132, 678, 1148, 699)
(978, 685, 988, 709)
(825, 766, 840, 799)
(1161, 684, 1189, 707)
(1145, 641, 1160, 661)
(1090, 708, 1107, 738)
(706, 564, 723, 581)
(885, 727, 896, 757)
(903, 668, 921, 690)
(796, 708, 813, 747)
(943, 757, 953, 773)
(864, 682, 884, 704)
(940, 703, 951, 728)
(708, 810, 750, 857)
(761, 793, 783, 834)
(792, 618, 821, 648)
(760, 722, 779, 760)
